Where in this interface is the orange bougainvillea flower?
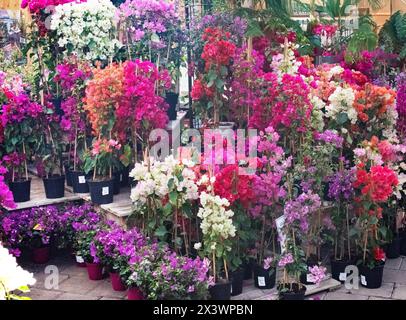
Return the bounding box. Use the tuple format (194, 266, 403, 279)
(84, 63, 125, 136)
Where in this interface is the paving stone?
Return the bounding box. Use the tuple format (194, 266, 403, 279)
(32, 271, 69, 290)
(392, 285, 406, 300)
(383, 269, 406, 285)
(337, 282, 394, 299)
(86, 280, 127, 299)
(400, 259, 406, 271)
(385, 258, 403, 270)
(57, 275, 102, 294)
(56, 293, 100, 300)
(59, 264, 90, 278)
(368, 296, 395, 300)
(324, 292, 369, 300)
(26, 287, 64, 300)
(99, 297, 123, 300)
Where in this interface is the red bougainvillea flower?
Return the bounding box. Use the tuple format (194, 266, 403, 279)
(213, 164, 256, 208)
(201, 27, 236, 72)
(373, 247, 385, 262)
(353, 164, 398, 203)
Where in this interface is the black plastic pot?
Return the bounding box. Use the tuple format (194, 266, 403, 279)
(52, 97, 64, 117)
(300, 257, 319, 285)
(71, 171, 90, 193)
(400, 230, 406, 256)
(330, 256, 356, 283)
(113, 172, 121, 195)
(88, 179, 114, 205)
(385, 235, 401, 259)
(165, 92, 179, 121)
(43, 175, 65, 199)
(253, 264, 276, 289)
(359, 262, 385, 289)
(9, 179, 31, 203)
(64, 165, 73, 187)
(120, 166, 130, 187)
(230, 269, 244, 296)
(209, 281, 231, 300)
(242, 260, 253, 280)
(278, 284, 306, 300)
(322, 181, 332, 201)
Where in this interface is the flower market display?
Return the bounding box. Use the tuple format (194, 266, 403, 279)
(0, 0, 405, 303)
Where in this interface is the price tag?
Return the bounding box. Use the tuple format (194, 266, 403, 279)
(76, 256, 84, 263)
(339, 272, 347, 281)
(257, 276, 266, 287)
(102, 187, 110, 196)
(361, 275, 367, 286)
(78, 176, 86, 184)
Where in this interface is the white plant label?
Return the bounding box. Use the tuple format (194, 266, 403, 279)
(360, 275, 367, 286)
(78, 176, 86, 184)
(257, 276, 266, 287)
(306, 274, 314, 283)
(76, 256, 84, 264)
(339, 272, 347, 281)
(120, 174, 123, 182)
(102, 187, 109, 196)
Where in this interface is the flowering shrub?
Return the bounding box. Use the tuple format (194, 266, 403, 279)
(118, 0, 185, 77)
(118, 59, 170, 145)
(196, 191, 236, 282)
(130, 155, 199, 252)
(191, 27, 236, 124)
(90, 223, 146, 271)
(249, 73, 313, 135)
(1, 206, 63, 254)
(50, 0, 122, 61)
(147, 252, 210, 300)
(396, 73, 406, 140)
(0, 166, 15, 209)
(84, 63, 124, 137)
(213, 165, 255, 209)
(0, 244, 36, 300)
(284, 191, 321, 233)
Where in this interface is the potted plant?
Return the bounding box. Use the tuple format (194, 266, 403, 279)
(66, 204, 102, 267)
(84, 138, 123, 205)
(121, 243, 167, 300)
(326, 167, 357, 282)
(35, 99, 68, 199)
(54, 58, 92, 193)
(382, 201, 402, 259)
(352, 163, 398, 289)
(72, 213, 104, 280)
(278, 189, 322, 300)
(0, 206, 60, 264)
(147, 252, 210, 300)
(1, 92, 43, 202)
(2, 152, 31, 203)
(91, 223, 146, 291)
(196, 191, 236, 300)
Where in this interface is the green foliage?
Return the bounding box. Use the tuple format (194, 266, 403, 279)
(379, 11, 406, 61)
(346, 14, 378, 59)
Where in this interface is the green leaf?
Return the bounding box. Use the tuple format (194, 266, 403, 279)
(162, 203, 173, 217)
(169, 191, 178, 206)
(336, 113, 348, 125)
(155, 226, 168, 238)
